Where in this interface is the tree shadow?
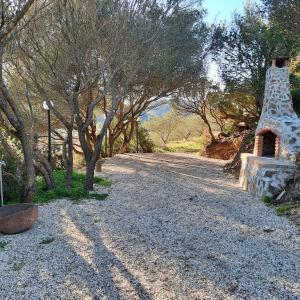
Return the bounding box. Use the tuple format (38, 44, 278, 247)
(59, 206, 152, 300)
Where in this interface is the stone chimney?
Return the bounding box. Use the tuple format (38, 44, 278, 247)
(254, 57, 300, 162)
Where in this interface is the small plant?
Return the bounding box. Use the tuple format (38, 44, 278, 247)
(0, 241, 9, 250)
(262, 195, 273, 204)
(276, 206, 288, 216)
(89, 193, 108, 201)
(40, 237, 55, 245)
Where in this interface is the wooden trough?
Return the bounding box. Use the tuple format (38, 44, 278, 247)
(0, 204, 38, 234)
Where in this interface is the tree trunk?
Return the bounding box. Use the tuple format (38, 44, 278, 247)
(35, 154, 54, 190)
(108, 134, 115, 157)
(202, 116, 216, 142)
(119, 141, 129, 154)
(64, 128, 73, 187)
(85, 160, 96, 191)
(19, 130, 36, 203)
(36, 162, 53, 190)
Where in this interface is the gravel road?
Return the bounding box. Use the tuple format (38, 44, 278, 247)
(0, 153, 299, 300)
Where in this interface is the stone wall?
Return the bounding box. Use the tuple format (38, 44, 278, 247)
(240, 154, 296, 198)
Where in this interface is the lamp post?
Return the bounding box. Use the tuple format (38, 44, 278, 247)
(136, 117, 140, 153)
(0, 160, 6, 207)
(43, 100, 54, 164)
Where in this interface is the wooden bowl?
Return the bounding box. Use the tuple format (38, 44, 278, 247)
(0, 204, 38, 234)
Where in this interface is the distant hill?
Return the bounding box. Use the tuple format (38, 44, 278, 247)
(140, 104, 170, 121)
(96, 103, 170, 123)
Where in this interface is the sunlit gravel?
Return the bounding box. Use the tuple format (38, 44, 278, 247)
(0, 153, 299, 299)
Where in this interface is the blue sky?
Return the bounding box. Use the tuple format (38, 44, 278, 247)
(202, 0, 246, 22)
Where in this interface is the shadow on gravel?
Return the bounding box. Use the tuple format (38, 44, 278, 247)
(61, 207, 151, 300)
(100, 153, 300, 299)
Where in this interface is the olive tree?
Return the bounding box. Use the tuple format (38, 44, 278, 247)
(0, 0, 45, 202)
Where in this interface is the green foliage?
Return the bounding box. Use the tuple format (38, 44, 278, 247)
(136, 126, 155, 153)
(145, 112, 205, 147)
(145, 111, 179, 145)
(276, 205, 288, 216)
(244, 131, 256, 145)
(125, 125, 155, 154)
(292, 89, 300, 115)
(39, 237, 55, 245)
(262, 0, 300, 43)
(155, 136, 205, 153)
(0, 241, 9, 250)
(33, 170, 110, 203)
(0, 141, 22, 204)
(262, 195, 273, 205)
(218, 3, 300, 108)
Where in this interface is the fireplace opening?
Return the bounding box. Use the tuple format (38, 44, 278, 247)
(262, 131, 277, 157)
(269, 57, 289, 68)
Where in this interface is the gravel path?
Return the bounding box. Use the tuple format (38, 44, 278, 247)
(0, 153, 299, 300)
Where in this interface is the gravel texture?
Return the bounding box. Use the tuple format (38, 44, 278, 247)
(0, 153, 299, 300)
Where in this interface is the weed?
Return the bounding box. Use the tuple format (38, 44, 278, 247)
(89, 193, 108, 201)
(0, 241, 9, 250)
(276, 205, 288, 216)
(12, 261, 25, 271)
(40, 237, 55, 245)
(262, 195, 273, 205)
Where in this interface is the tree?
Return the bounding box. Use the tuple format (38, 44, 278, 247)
(175, 115, 205, 141)
(262, 0, 300, 41)
(217, 3, 300, 110)
(172, 79, 221, 142)
(89, 1, 212, 157)
(14, 0, 207, 191)
(145, 111, 179, 145)
(0, 0, 42, 202)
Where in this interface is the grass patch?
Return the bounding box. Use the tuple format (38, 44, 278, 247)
(276, 205, 289, 216)
(40, 237, 55, 245)
(0, 241, 9, 250)
(33, 170, 110, 203)
(262, 195, 273, 205)
(156, 136, 205, 153)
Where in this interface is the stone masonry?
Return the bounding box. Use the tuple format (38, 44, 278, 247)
(240, 58, 300, 198)
(254, 65, 300, 161)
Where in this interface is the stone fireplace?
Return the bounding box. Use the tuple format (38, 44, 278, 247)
(254, 129, 280, 159)
(239, 57, 300, 198)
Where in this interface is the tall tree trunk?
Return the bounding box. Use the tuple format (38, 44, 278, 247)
(19, 130, 36, 203)
(85, 160, 96, 191)
(119, 141, 129, 154)
(108, 134, 115, 157)
(64, 128, 73, 187)
(202, 115, 216, 142)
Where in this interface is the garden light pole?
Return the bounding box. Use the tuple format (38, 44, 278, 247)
(43, 101, 54, 164)
(136, 117, 140, 153)
(0, 160, 6, 207)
